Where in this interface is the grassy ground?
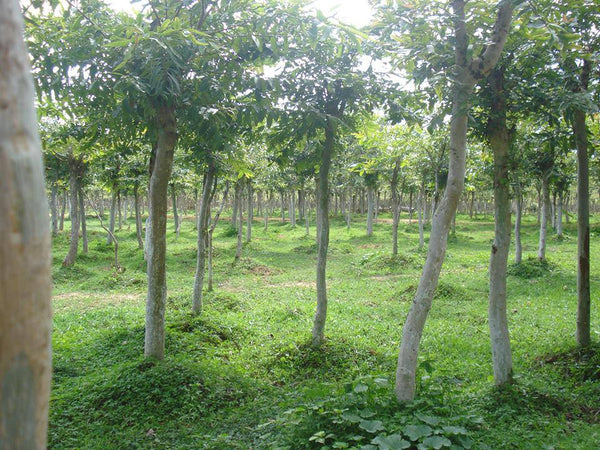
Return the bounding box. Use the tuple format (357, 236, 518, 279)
(49, 211, 600, 449)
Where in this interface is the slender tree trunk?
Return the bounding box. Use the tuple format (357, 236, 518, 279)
(366, 185, 374, 236)
(235, 181, 243, 262)
(469, 191, 475, 219)
(573, 59, 591, 347)
(59, 191, 66, 231)
(0, 5, 53, 446)
(391, 160, 400, 256)
(312, 118, 334, 347)
(192, 165, 215, 314)
(487, 66, 513, 386)
(107, 189, 117, 245)
(264, 197, 269, 231)
(50, 184, 58, 237)
(346, 193, 351, 230)
(409, 189, 414, 225)
(171, 187, 180, 237)
(231, 185, 238, 226)
(134, 184, 144, 250)
(418, 181, 425, 250)
(62, 152, 82, 267)
(145, 104, 177, 360)
(208, 182, 229, 292)
(79, 187, 88, 254)
(289, 190, 296, 227)
(556, 191, 563, 238)
(395, 0, 513, 402)
(246, 181, 253, 242)
(537, 172, 550, 262)
(514, 183, 523, 264)
(117, 190, 122, 230)
(536, 185, 541, 225)
(280, 191, 286, 222)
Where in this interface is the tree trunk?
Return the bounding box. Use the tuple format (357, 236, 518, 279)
(62, 151, 83, 267)
(391, 160, 400, 256)
(514, 182, 523, 264)
(409, 189, 413, 225)
(366, 185, 374, 236)
(79, 187, 88, 254)
(117, 190, 122, 230)
(537, 172, 550, 262)
(134, 184, 144, 249)
(59, 191, 66, 231)
(107, 189, 117, 245)
(487, 66, 513, 386)
(208, 182, 228, 292)
(418, 181, 425, 250)
(246, 180, 253, 242)
(231, 184, 238, 226)
(50, 184, 58, 237)
(145, 104, 177, 360)
(264, 196, 269, 231)
(192, 164, 215, 314)
(171, 187, 180, 237)
(573, 59, 591, 347)
(312, 118, 334, 347)
(0, 2, 53, 445)
(289, 190, 296, 227)
(556, 191, 563, 238)
(346, 193, 351, 230)
(280, 191, 286, 222)
(235, 181, 243, 262)
(395, 0, 513, 402)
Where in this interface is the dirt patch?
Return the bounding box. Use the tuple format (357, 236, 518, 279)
(53, 292, 143, 311)
(358, 243, 383, 249)
(248, 264, 277, 275)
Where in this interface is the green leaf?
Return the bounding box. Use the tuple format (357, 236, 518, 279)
(416, 414, 441, 426)
(359, 420, 385, 433)
(421, 435, 451, 449)
(371, 434, 411, 450)
(341, 412, 362, 423)
(354, 383, 369, 393)
(403, 424, 432, 441)
(441, 426, 467, 435)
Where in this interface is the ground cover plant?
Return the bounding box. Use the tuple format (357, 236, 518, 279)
(48, 212, 600, 449)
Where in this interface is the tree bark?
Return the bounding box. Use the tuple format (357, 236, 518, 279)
(573, 59, 591, 347)
(235, 181, 243, 262)
(145, 104, 177, 360)
(312, 118, 335, 347)
(246, 180, 253, 241)
(0, 2, 53, 446)
(418, 181, 425, 250)
(117, 190, 122, 230)
(171, 187, 180, 237)
(59, 191, 66, 231)
(556, 190, 563, 238)
(192, 164, 215, 314)
(208, 182, 228, 292)
(391, 159, 401, 256)
(395, 0, 513, 402)
(487, 66, 513, 386)
(289, 189, 296, 227)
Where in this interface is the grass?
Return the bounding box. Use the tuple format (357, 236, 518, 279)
(49, 212, 600, 449)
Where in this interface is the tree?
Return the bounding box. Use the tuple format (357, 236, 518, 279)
(388, 0, 513, 402)
(0, 0, 52, 446)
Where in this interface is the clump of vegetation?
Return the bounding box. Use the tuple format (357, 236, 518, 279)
(395, 281, 471, 302)
(540, 345, 600, 384)
(265, 376, 479, 449)
(204, 292, 245, 312)
(357, 251, 419, 274)
(507, 257, 556, 278)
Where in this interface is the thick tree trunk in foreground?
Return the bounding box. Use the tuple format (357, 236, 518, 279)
(395, 0, 512, 402)
(145, 104, 177, 360)
(62, 152, 83, 267)
(574, 59, 591, 348)
(0, 2, 52, 447)
(487, 67, 513, 386)
(312, 118, 334, 347)
(192, 164, 215, 314)
(537, 173, 550, 262)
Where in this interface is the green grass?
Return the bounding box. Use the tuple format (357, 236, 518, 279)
(49, 212, 600, 449)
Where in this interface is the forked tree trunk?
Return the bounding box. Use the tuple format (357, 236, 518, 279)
(0, 3, 53, 446)
(366, 185, 374, 236)
(312, 118, 335, 347)
(537, 172, 550, 262)
(487, 66, 513, 386)
(573, 59, 591, 348)
(107, 189, 117, 245)
(395, 0, 512, 402)
(145, 104, 177, 360)
(192, 166, 215, 314)
(514, 182, 523, 264)
(79, 187, 88, 254)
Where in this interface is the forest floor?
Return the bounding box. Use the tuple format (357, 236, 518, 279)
(49, 212, 600, 449)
